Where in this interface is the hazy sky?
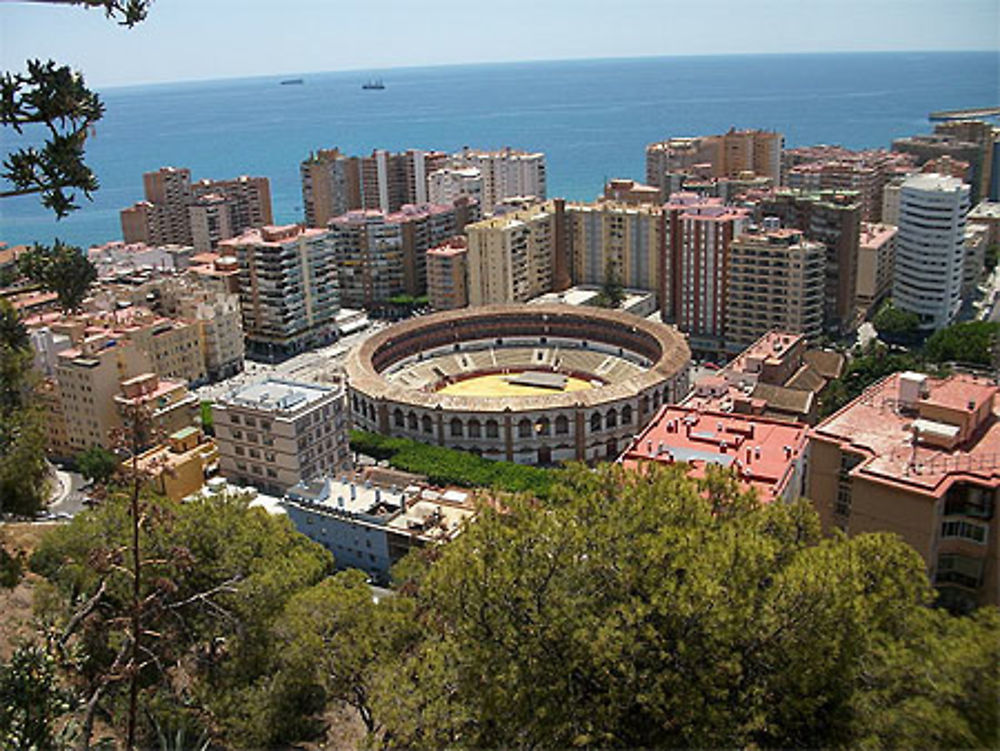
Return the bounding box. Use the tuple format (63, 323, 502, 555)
(1, 0, 997, 87)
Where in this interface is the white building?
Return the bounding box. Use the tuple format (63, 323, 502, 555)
(213, 378, 350, 495)
(891, 173, 971, 330)
(454, 147, 547, 213)
(282, 477, 474, 583)
(427, 166, 483, 207)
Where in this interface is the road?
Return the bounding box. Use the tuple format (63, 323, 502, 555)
(194, 321, 390, 404)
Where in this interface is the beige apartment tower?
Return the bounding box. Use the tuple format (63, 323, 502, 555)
(466, 201, 566, 306)
(725, 223, 825, 351)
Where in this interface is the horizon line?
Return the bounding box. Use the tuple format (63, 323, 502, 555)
(93, 48, 998, 92)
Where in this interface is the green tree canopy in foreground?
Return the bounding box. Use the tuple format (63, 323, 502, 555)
(30, 489, 333, 749)
(354, 463, 998, 749)
(23, 464, 1000, 749)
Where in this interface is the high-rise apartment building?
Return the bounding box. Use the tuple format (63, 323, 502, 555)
(892, 173, 970, 330)
(725, 223, 825, 350)
(300, 148, 449, 226)
(50, 333, 151, 455)
(754, 188, 861, 334)
(328, 199, 479, 308)
(213, 378, 350, 494)
(565, 201, 662, 294)
(427, 237, 469, 311)
(661, 193, 751, 353)
(646, 129, 783, 189)
(427, 167, 484, 207)
(121, 168, 273, 251)
(220, 225, 339, 361)
(453, 147, 547, 212)
(808, 371, 1000, 611)
(893, 119, 999, 202)
(29, 307, 208, 387)
(466, 201, 567, 306)
(783, 147, 916, 223)
(855, 223, 897, 314)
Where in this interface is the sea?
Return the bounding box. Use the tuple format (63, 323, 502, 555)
(1, 51, 997, 249)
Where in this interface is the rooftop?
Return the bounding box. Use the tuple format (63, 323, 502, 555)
(620, 406, 809, 502)
(219, 378, 336, 414)
(860, 222, 898, 248)
(812, 372, 1000, 498)
(902, 172, 968, 193)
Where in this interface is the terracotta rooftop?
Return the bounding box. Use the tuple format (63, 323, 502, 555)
(620, 406, 809, 503)
(812, 372, 1000, 498)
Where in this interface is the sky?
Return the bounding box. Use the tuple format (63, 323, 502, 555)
(0, 0, 997, 87)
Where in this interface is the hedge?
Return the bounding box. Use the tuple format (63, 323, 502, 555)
(350, 430, 558, 499)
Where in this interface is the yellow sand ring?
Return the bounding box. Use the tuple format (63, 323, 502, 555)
(438, 372, 595, 397)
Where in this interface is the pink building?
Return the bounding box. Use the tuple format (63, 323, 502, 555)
(661, 192, 750, 354)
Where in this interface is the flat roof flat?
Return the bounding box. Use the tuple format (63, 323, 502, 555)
(221, 378, 335, 413)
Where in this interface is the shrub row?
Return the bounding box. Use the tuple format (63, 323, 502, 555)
(350, 430, 558, 499)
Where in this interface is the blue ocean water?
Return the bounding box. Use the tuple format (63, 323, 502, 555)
(1, 51, 997, 248)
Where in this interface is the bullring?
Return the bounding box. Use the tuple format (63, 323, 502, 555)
(345, 305, 691, 465)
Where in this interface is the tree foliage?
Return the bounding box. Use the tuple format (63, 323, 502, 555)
(872, 299, 921, 344)
(0, 299, 48, 516)
(334, 464, 996, 749)
(594, 259, 625, 309)
(924, 320, 1000, 368)
(16, 241, 97, 312)
(1, 1, 150, 218)
(30, 490, 334, 749)
(0, 644, 76, 751)
(75, 445, 119, 485)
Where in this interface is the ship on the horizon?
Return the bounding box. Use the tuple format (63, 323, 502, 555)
(362, 78, 385, 90)
(280, 78, 304, 85)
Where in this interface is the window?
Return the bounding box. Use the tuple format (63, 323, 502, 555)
(235, 445, 245, 456)
(590, 412, 602, 433)
(394, 409, 404, 428)
(230, 414, 240, 425)
(943, 484, 994, 520)
(518, 419, 532, 438)
(936, 554, 984, 589)
(621, 405, 632, 425)
(486, 420, 499, 438)
(941, 518, 987, 545)
(605, 409, 618, 429)
(555, 415, 569, 435)
(468, 419, 482, 438)
(421, 415, 433, 434)
(450, 418, 463, 437)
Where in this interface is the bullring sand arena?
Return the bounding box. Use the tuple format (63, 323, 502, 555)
(345, 305, 691, 465)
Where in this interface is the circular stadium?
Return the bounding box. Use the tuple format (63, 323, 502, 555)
(345, 304, 691, 465)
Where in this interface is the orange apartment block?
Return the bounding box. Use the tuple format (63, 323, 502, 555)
(808, 371, 1000, 611)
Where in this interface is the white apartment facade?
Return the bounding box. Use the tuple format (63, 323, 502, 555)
(892, 173, 970, 330)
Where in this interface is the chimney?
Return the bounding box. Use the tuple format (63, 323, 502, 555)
(746, 448, 752, 464)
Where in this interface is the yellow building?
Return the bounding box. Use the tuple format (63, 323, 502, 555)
(466, 201, 564, 306)
(565, 201, 662, 297)
(808, 372, 1000, 612)
(137, 426, 218, 501)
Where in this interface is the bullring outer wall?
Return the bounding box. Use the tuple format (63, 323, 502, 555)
(344, 304, 691, 465)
